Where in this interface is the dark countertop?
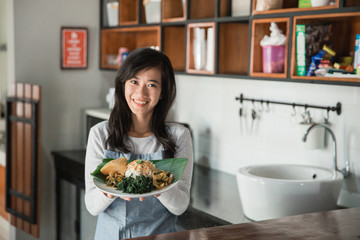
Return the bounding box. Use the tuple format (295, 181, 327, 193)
(189, 164, 247, 224)
(129, 207, 360, 240)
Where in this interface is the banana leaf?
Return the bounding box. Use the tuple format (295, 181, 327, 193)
(91, 158, 188, 184)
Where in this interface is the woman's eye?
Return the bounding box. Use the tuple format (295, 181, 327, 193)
(148, 83, 157, 88)
(129, 80, 137, 84)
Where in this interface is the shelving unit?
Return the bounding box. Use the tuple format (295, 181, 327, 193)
(99, 0, 360, 86)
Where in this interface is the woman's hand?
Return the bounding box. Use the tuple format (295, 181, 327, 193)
(120, 194, 161, 202)
(102, 191, 114, 198)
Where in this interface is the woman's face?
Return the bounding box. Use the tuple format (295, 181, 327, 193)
(124, 67, 162, 119)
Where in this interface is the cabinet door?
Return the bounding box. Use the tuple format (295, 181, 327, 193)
(5, 83, 41, 238)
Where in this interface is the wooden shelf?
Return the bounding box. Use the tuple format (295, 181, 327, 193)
(163, 25, 186, 71)
(189, 0, 215, 19)
(219, 0, 232, 17)
(186, 22, 216, 75)
(291, 75, 360, 83)
(162, 0, 186, 22)
(345, 0, 360, 7)
(218, 22, 249, 75)
(291, 12, 360, 82)
(250, 17, 289, 78)
(119, 0, 145, 25)
(100, 26, 161, 69)
(252, 0, 339, 15)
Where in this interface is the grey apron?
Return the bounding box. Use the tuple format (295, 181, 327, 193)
(94, 149, 177, 240)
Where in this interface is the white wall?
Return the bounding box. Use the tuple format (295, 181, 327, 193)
(173, 75, 360, 207)
(11, 0, 360, 240)
(13, 0, 111, 239)
(0, 0, 8, 103)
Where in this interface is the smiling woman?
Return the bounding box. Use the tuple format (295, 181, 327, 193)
(84, 47, 194, 240)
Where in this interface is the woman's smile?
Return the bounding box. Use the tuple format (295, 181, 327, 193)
(133, 99, 148, 106)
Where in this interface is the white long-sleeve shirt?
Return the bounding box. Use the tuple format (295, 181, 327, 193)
(84, 121, 193, 216)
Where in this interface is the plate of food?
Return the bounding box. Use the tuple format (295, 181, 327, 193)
(91, 157, 188, 198)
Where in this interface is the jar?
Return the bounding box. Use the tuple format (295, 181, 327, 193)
(255, 0, 283, 11)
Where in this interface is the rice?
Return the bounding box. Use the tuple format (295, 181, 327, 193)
(125, 159, 156, 179)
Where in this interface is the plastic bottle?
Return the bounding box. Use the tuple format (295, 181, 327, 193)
(353, 34, 360, 70)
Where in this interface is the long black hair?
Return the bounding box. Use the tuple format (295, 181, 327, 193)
(106, 47, 177, 157)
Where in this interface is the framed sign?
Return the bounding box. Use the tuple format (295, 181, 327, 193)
(61, 27, 88, 69)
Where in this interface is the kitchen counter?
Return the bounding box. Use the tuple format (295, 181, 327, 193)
(187, 164, 247, 224)
(129, 207, 360, 240)
(52, 149, 246, 235)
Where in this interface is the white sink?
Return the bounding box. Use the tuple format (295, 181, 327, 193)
(236, 164, 343, 221)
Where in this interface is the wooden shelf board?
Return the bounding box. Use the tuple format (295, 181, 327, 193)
(119, 21, 138, 26)
(252, 5, 339, 15)
(187, 69, 215, 75)
(291, 75, 360, 82)
(250, 72, 287, 79)
(251, 0, 339, 15)
(102, 65, 118, 70)
(162, 17, 186, 23)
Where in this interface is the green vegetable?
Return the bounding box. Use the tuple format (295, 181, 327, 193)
(136, 159, 143, 164)
(117, 175, 155, 194)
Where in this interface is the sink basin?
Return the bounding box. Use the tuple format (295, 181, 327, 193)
(236, 164, 343, 221)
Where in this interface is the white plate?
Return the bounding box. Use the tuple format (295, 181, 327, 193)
(93, 178, 178, 198)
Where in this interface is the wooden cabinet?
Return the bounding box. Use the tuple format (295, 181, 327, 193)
(100, 0, 360, 85)
(162, 0, 186, 22)
(186, 22, 216, 75)
(250, 17, 289, 78)
(0, 165, 8, 220)
(291, 12, 360, 83)
(100, 26, 161, 69)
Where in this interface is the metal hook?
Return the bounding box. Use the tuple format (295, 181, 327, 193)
(251, 100, 257, 120)
(301, 109, 312, 124)
(324, 107, 330, 123)
(291, 103, 296, 116)
(258, 100, 264, 112)
(265, 101, 270, 112)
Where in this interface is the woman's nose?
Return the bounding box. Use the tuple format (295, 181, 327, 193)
(136, 84, 147, 96)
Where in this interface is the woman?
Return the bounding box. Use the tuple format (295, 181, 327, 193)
(84, 47, 193, 239)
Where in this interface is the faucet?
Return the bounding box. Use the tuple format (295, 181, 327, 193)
(302, 123, 351, 178)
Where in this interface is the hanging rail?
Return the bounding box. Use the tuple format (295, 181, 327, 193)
(235, 93, 341, 115)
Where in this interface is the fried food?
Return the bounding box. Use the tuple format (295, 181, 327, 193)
(100, 157, 128, 176)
